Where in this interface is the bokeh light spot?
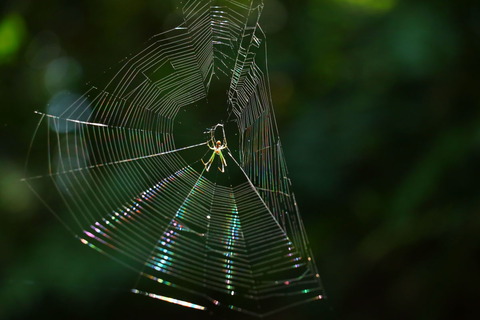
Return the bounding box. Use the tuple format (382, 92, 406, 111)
(26, 32, 62, 69)
(44, 57, 82, 93)
(260, 0, 288, 34)
(0, 13, 26, 64)
(0, 161, 34, 217)
(46, 91, 91, 133)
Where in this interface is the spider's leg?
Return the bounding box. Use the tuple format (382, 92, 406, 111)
(205, 153, 215, 172)
(222, 153, 227, 167)
(219, 152, 227, 167)
(218, 161, 224, 172)
(201, 155, 209, 166)
(218, 152, 226, 172)
(207, 139, 214, 150)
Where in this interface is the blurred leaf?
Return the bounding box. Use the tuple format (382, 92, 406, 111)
(333, 0, 397, 13)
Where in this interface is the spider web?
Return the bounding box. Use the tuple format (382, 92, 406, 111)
(23, 0, 325, 317)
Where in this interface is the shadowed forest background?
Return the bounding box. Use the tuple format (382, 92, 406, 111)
(1, 0, 480, 319)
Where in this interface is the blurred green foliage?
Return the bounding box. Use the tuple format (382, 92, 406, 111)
(0, 13, 26, 64)
(1, 0, 480, 319)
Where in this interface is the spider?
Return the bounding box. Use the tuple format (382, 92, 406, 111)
(202, 137, 228, 173)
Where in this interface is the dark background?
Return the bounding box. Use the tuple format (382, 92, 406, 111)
(1, 0, 480, 319)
